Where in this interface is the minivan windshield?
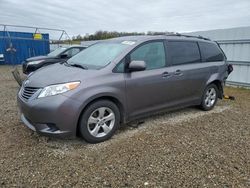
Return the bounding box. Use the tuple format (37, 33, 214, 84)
(47, 47, 67, 57)
(67, 42, 130, 69)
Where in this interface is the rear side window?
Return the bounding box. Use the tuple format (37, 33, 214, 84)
(168, 41, 201, 65)
(130, 41, 166, 70)
(199, 42, 224, 62)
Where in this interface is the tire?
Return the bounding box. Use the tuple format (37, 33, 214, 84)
(200, 84, 219, 111)
(79, 100, 120, 143)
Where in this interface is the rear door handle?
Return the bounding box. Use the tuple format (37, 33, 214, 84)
(174, 69, 183, 76)
(162, 72, 171, 78)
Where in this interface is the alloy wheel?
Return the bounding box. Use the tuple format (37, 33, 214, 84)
(87, 107, 115, 138)
(204, 88, 216, 108)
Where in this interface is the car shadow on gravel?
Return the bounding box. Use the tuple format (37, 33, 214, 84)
(35, 101, 230, 156)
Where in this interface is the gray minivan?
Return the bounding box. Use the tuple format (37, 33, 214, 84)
(17, 35, 231, 143)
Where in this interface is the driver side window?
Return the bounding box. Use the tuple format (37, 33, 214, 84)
(130, 41, 166, 70)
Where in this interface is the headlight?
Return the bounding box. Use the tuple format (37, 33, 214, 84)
(28, 60, 44, 65)
(38, 81, 80, 98)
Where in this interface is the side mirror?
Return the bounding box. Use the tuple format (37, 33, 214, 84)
(60, 54, 68, 59)
(128, 60, 146, 72)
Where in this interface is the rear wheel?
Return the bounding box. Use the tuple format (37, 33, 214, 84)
(79, 100, 120, 143)
(200, 84, 218, 111)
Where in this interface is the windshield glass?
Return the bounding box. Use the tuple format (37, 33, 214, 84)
(67, 42, 130, 69)
(47, 47, 67, 57)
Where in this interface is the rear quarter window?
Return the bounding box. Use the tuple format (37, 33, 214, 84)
(199, 42, 224, 62)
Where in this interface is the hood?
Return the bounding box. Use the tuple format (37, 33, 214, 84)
(26, 55, 55, 62)
(26, 63, 98, 88)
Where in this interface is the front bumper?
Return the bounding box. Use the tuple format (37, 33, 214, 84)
(17, 91, 82, 138)
(20, 114, 70, 136)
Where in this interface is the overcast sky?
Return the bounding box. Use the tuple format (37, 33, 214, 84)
(1, 0, 250, 38)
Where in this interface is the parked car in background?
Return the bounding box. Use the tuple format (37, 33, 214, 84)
(22, 45, 86, 74)
(17, 35, 232, 143)
(0, 54, 4, 64)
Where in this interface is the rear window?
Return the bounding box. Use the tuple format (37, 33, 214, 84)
(199, 42, 224, 62)
(168, 41, 201, 65)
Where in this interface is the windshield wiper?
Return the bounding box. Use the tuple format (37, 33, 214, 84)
(69, 63, 88, 70)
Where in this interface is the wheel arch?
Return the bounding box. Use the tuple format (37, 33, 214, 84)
(76, 94, 126, 136)
(207, 80, 224, 99)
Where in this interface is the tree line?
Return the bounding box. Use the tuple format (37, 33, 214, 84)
(72, 31, 174, 41)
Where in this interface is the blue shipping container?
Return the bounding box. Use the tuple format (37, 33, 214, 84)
(0, 31, 50, 65)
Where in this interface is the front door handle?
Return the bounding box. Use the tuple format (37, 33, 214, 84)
(174, 69, 183, 76)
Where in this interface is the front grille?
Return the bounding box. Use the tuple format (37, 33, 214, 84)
(21, 87, 40, 101)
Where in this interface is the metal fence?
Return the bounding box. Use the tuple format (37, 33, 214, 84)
(217, 39, 250, 87)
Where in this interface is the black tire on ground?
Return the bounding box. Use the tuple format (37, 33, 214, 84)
(79, 100, 120, 143)
(200, 84, 219, 111)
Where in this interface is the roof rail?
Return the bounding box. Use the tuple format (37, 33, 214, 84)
(165, 32, 211, 41)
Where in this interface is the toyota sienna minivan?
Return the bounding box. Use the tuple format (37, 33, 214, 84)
(17, 35, 232, 143)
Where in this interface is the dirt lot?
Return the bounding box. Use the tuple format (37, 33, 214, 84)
(0, 65, 249, 187)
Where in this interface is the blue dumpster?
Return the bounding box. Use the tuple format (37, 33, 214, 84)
(0, 31, 50, 65)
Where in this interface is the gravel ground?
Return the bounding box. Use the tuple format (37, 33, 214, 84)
(0, 65, 249, 187)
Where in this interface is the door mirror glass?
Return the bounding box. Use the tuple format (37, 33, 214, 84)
(128, 60, 146, 72)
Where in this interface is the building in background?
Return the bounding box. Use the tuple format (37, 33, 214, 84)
(187, 26, 250, 87)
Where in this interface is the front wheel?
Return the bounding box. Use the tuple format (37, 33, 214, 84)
(79, 100, 120, 143)
(200, 84, 218, 111)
